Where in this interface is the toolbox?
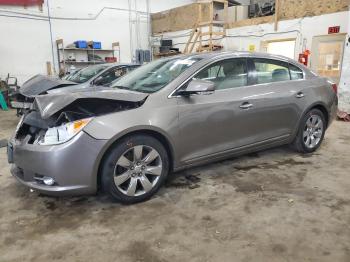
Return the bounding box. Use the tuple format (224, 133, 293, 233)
(88, 41, 102, 49)
(74, 40, 88, 49)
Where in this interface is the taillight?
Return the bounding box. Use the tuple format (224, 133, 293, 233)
(332, 83, 338, 94)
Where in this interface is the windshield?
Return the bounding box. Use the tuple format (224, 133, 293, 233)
(69, 64, 109, 83)
(111, 57, 202, 93)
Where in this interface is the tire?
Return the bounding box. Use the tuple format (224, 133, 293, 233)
(101, 134, 169, 204)
(292, 108, 326, 153)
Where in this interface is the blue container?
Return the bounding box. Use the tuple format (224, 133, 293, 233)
(74, 40, 88, 49)
(91, 41, 102, 49)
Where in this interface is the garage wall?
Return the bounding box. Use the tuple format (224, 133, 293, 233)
(0, 0, 193, 84)
(339, 8, 350, 111)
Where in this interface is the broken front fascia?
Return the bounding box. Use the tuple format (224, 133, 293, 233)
(15, 89, 148, 146)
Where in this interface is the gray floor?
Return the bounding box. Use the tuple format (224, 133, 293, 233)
(1, 109, 350, 262)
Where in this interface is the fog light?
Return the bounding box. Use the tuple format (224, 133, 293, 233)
(43, 176, 55, 186)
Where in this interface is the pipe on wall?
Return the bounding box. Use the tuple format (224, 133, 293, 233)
(46, 0, 56, 74)
(0, 5, 148, 20)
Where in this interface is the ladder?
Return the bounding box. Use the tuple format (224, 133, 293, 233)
(184, 0, 228, 54)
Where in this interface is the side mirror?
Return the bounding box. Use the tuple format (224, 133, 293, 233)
(178, 79, 215, 96)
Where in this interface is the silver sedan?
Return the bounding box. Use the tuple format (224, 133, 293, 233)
(8, 51, 338, 203)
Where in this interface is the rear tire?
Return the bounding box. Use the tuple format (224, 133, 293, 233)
(292, 108, 326, 153)
(101, 134, 169, 204)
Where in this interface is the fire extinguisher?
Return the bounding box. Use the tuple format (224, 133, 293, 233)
(298, 50, 310, 66)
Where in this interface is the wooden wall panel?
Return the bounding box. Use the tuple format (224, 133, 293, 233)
(151, 0, 349, 34)
(278, 0, 349, 20)
(152, 3, 211, 34)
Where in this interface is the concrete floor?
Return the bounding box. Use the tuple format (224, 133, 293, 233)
(1, 109, 350, 262)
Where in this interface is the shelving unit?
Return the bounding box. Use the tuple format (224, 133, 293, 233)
(56, 39, 121, 72)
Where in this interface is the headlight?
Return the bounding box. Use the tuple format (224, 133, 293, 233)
(38, 118, 93, 145)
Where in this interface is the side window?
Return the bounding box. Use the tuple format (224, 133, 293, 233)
(194, 58, 248, 90)
(253, 58, 290, 84)
(94, 67, 128, 86)
(289, 64, 304, 80)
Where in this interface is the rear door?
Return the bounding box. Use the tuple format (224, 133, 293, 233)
(247, 58, 309, 141)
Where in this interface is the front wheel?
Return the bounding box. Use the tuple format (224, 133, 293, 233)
(292, 108, 326, 153)
(101, 134, 169, 204)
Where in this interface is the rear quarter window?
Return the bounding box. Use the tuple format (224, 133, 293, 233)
(252, 58, 290, 84)
(289, 64, 304, 80)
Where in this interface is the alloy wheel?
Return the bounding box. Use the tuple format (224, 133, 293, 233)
(303, 114, 324, 149)
(113, 145, 163, 197)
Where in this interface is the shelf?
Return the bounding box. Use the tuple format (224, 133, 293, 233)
(56, 39, 120, 72)
(60, 61, 106, 65)
(58, 48, 115, 52)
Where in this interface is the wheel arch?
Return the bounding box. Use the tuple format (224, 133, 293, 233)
(93, 127, 176, 191)
(293, 102, 330, 139)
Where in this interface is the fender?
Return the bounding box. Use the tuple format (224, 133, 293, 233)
(89, 125, 176, 186)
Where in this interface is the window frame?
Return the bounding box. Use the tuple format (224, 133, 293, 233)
(249, 58, 292, 85)
(288, 63, 305, 81)
(248, 58, 305, 86)
(172, 57, 252, 97)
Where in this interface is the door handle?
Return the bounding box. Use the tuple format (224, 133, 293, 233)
(295, 92, 305, 98)
(239, 102, 253, 109)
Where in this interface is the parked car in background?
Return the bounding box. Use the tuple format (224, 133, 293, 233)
(8, 52, 337, 204)
(10, 63, 139, 115)
(62, 68, 82, 81)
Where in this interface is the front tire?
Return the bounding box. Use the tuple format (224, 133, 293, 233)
(101, 134, 169, 204)
(292, 108, 326, 153)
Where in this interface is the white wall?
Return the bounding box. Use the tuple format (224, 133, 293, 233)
(150, 0, 195, 13)
(339, 7, 350, 111)
(0, 0, 192, 84)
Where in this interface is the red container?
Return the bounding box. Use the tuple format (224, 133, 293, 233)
(105, 57, 117, 63)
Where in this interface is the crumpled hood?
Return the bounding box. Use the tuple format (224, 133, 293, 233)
(34, 88, 149, 119)
(20, 74, 76, 97)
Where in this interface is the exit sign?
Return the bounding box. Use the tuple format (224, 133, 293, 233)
(328, 26, 340, 34)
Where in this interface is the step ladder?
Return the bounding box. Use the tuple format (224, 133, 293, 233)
(184, 0, 228, 54)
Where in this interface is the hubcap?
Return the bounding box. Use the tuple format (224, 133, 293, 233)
(113, 145, 162, 197)
(303, 114, 324, 149)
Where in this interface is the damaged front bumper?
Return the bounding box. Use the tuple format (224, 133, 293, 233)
(8, 131, 107, 196)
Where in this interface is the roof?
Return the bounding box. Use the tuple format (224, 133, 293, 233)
(159, 51, 305, 69)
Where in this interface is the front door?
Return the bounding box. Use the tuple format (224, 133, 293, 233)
(311, 34, 346, 84)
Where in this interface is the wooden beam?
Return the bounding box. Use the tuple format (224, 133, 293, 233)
(223, 0, 228, 30)
(198, 4, 202, 52)
(189, 31, 200, 53)
(274, 0, 279, 31)
(184, 27, 197, 53)
(46, 61, 52, 76)
(209, 1, 213, 51)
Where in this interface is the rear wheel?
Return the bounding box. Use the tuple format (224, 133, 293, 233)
(101, 134, 169, 204)
(292, 109, 326, 153)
